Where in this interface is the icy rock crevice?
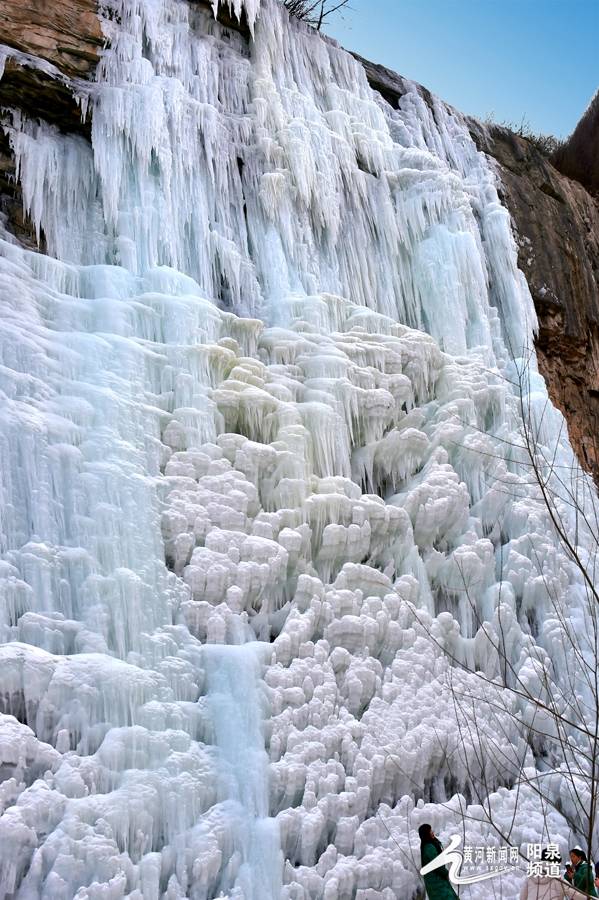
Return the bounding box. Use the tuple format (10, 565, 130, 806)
(0, 0, 596, 898)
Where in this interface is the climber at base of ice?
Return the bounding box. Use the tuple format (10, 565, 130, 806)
(418, 824, 459, 900)
(565, 848, 598, 896)
(520, 849, 589, 899)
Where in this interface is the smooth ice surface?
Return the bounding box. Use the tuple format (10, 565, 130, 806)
(203, 643, 281, 898)
(0, 0, 597, 897)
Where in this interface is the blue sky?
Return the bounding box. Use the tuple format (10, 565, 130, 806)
(325, 0, 599, 138)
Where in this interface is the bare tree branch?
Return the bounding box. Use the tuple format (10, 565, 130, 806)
(281, 0, 351, 30)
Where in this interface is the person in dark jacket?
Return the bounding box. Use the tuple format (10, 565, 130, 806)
(521, 849, 587, 899)
(419, 824, 459, 900)
(565, 847, 598, 896)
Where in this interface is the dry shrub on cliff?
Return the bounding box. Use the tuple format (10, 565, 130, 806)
(281, 0, 350, 29)
(485, 113, 564, 159)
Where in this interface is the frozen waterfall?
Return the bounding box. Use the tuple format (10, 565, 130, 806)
(203, 643, 281, 898)
(0, 0, 596, 897)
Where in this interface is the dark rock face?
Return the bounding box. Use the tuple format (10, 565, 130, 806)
(352, 54, 416, 110)
(468, 122, 599, 482)
(0, 5, 598, 481)
(0, 59, 92, 135)
(553, 90, 599, 197)
(0, 131, 40, 249)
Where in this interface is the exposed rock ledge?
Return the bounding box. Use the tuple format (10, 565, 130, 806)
(468, 122, 599, 482)
(0, 0, 102, 130)
(0, 6, 598, 483)
(0, 0, 103, 78)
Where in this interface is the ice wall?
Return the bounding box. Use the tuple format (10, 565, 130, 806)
(0, 0, 596, 897)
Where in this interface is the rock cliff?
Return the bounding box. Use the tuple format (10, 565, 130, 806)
(0, 0, 101, 245)
(469, 121, 599, 482)
(0, 0, 103, 78)
(554, 90, 599, 196)
(1, 3, 598, 481)
(0, 0, 101, 131)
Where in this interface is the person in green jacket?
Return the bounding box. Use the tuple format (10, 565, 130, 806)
(566, 847, 598, 896)
(419, 824, 459, 899)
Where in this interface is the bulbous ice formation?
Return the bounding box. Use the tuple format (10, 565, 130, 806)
(0, 1, 596, 898)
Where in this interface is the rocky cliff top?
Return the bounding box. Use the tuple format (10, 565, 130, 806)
(554, 90, 599, 196)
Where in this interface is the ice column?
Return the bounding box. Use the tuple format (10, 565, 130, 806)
(203, 643, 282, 899)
